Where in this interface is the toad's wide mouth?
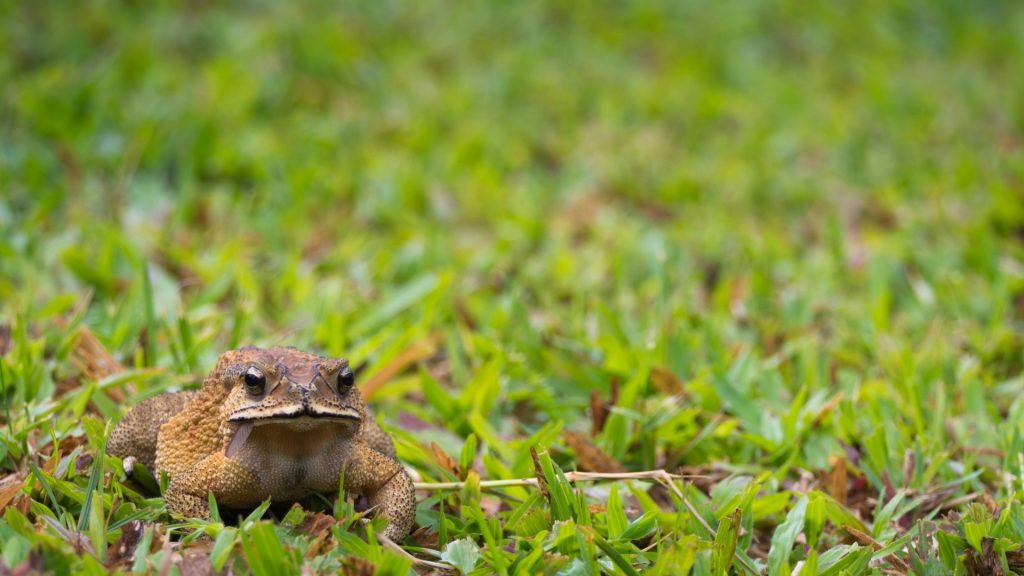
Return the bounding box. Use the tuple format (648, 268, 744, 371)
(225, 410, 361, 457)
(227, 406, 362, 424)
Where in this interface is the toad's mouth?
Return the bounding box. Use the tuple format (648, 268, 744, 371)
(225, 409, 360, 458)
(227, 403, 362, 425)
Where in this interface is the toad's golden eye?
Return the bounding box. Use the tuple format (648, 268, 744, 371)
(337, 367, 354, 391)
(243, 366, 266, 395)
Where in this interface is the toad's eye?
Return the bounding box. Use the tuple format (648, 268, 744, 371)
(337, 367, 354, 391)
(243, 367, 266, 395)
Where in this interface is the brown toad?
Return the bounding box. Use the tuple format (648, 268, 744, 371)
(107, 346, 416, 541)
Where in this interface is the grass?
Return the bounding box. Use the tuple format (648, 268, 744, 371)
(2, 0, 1024, 573)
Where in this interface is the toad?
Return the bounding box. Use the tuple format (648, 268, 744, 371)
(107, 346, 416, 540)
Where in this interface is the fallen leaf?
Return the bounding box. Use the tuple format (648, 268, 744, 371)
(825, 455, 848, 506)
(409, 526, 438, 549)
(431, 442, 462, 479)
(178, 549, 217, 576)
(75, 453, 94, 476)
(963, 537, 1009, 576)
(565, 431, 624, 473)
(299, 512, 337, 540)
(55, 315, 127, 404)
(980, 492, 1000, 516)
(649, 366, 684, 396)
(812, 392, 843, 426)
(108, 520, 145, 566)
(0, 474, 26, 513)
(300, 512, 337, 558)
(590, 378, 619, 436)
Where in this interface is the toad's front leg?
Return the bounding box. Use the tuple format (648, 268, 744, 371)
(346, 444, 416, 541)
(164, 453, 260, 520)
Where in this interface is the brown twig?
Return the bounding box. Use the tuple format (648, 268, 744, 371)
(378, 533, 451, 570)
(413, 470, 711, 491)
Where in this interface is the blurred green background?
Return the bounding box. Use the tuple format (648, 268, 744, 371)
(2, 0, 1024, 573)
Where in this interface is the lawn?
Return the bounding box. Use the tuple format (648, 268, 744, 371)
(2, 0, 1024, 574)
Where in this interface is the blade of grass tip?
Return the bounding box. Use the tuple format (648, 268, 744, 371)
(819, 546, 872, 576)
(532, 448, 572, 522)
(504, 491, 543, 532)
(459, 434, 477, 481)
(208, 492, 222, 524)
(108, 508, 152, 532)
(77, 469, 98, 533)
(870, 529, 915, 572)
(871, 489, 907, 538)
(79, 419, 109, 534)
(711, 509, 740, 576)
(619, 511, 657, 541)
(575, 487, 591, 528)
(29, 462, 64, 520)
(585, 526, 640, 576)
(469, 506, 508, 576)
(88, 485, 107, 562)
(607, 484, 628, 539)
(243, 498, 272, 526)
(211, 527, 238, 572)
(239, 524, 269, 576)
(437, 501, 448, 548)
(253, 522, 292, 576)
(804, 493, 826, 550)
(767, 495, 807, 576)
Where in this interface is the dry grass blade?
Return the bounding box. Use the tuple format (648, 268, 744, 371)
(378, 533, 452, 570)
(0, 474, 25, 513)
(56, 318, 128, 402)
(843, 526, 910, 573)
(430, 442, 462, 479)
(564, 430, 624, 473)
(361, 334, 440, 399)
(0, 323, 10, 356)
